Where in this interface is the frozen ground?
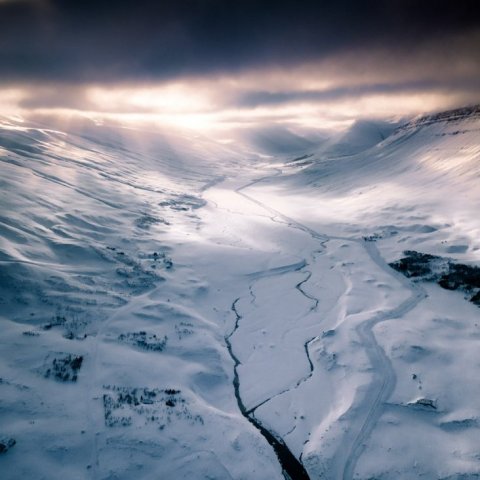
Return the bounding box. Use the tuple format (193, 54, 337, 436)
(0, 107, 479, 479)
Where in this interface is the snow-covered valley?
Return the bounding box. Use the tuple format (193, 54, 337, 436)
(1, 107, 479, 480)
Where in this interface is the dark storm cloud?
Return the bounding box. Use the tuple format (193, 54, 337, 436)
(235, 79, 480, 108)
(1, 0, 479, 83)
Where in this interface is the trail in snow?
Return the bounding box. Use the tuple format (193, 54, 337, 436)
(232, 169, 427, 479)
(339, 241, 427, 480)
(236, 170, 329, 243)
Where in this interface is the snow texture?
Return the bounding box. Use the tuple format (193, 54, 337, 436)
(0, 107, 479, 479)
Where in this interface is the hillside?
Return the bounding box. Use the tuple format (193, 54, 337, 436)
(0, 108, 479, 480)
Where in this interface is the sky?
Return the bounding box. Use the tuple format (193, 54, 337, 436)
(1, 0, 480, 133)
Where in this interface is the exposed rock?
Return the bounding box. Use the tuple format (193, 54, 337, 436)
(322, 329, 336, 338)
(0, 437, 16, 454)
(390, 251, 480, 307)
(409, 398, 437, 409)
(118, 331, 168, 352)
(42, 353, 83, 382)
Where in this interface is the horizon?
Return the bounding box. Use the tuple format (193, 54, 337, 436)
(1, 0, 480, 135)
(1, 4, 480, 479)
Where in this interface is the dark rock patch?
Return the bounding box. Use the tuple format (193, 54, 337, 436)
(390, 251, 480, 307)
(0, 437, 16, 454)
(409, 398, 437, 409)
(135, 214, 169, 230)
(42, 353, 83, 382)
(118, 331, 168, 352)
(102, 386, 203, 428)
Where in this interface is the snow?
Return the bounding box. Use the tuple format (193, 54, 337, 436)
(0, 109, 479, 479)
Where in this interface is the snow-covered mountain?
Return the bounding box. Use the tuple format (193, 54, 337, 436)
(236, 119, 399, 159)
(315, 119, 400, 158)
(274, 105, 480, 258)
(0, 107, 479, 480)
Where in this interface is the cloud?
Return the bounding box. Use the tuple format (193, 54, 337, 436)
(234, 79, 480, 108)
(0, 0, 479, 83)
(17, 85, 90, 110)
(1, 0, 479, 130)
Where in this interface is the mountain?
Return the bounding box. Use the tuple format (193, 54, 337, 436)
(318, 118, 400, 158)
(237, 119, 399, 159)
(0, 108, 479, 480)
(278, 105, 480, 259)
(236, 123, 326, 157)
(400, 104, 480, 129)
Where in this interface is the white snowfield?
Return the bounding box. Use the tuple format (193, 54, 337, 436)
(0, 107, 479, 480)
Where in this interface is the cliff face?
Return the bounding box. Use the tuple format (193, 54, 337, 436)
(399, 104, 480, 130)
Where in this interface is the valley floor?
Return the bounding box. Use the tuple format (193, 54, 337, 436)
(0, 117, 479, 479)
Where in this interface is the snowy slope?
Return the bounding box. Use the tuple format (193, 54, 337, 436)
(261, 106, 480, 262)
(0, 120, 285, 479)
(234, 106, 480, 479)
(314, 119, 400, 158)
(1, 107, 479, 480)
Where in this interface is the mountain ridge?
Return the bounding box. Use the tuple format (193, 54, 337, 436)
(399, 104, 480, 130)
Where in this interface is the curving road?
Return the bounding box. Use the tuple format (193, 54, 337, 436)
(223, 168, 427, 479)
